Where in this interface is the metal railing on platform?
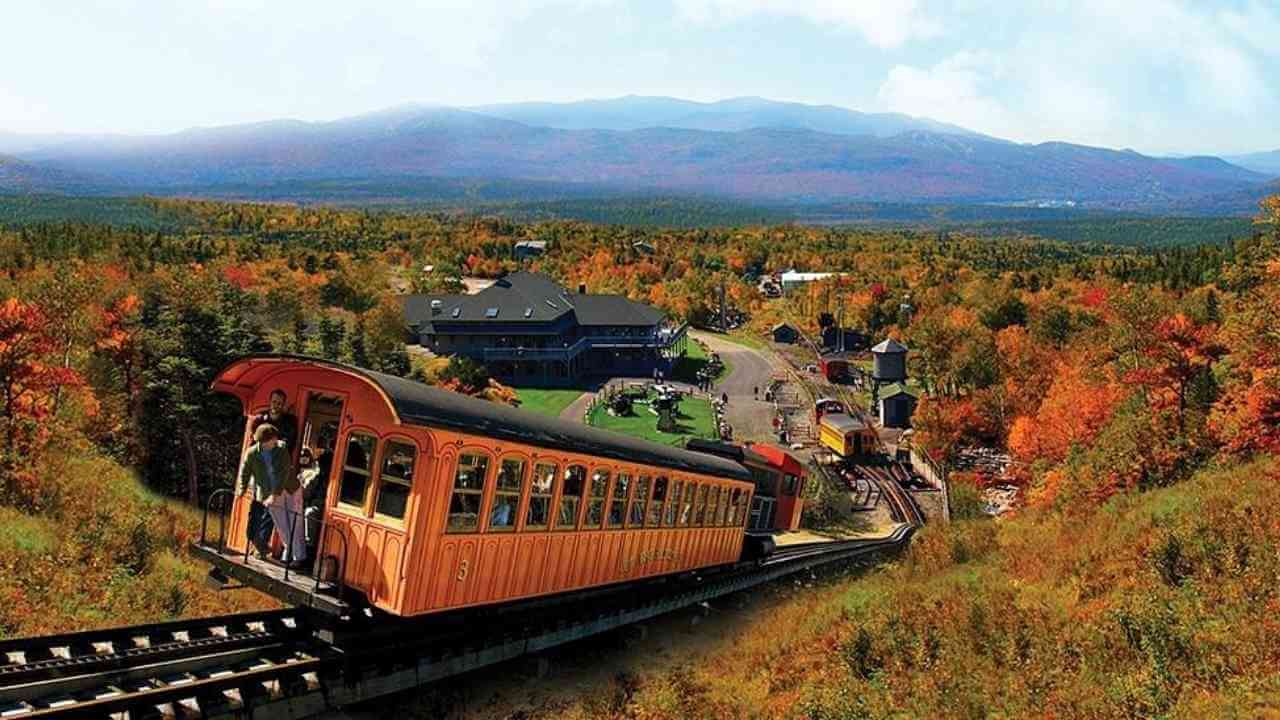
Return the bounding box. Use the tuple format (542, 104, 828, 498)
(199, 487, 347, 602)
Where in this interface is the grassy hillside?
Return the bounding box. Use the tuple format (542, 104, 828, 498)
(0, 447, 275, 638)
(534, 458, 1280, 718)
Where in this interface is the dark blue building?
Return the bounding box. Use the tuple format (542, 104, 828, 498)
(403, 272, 688, 386)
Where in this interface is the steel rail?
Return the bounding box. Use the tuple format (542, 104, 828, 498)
(0, 526, 913, 719)
(0, 610, 304, 687)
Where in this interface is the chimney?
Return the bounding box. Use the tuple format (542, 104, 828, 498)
(430, 299, 442, 316)
(578, 283, 587, 295)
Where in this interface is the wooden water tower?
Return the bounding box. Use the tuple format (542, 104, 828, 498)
(871, 338, 907, 382)
(870, 338, 908, 409)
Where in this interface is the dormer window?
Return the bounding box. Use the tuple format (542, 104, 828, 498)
(485, 307, 499, 318)
(545, 300, 557, 309)
(450, 307, 460, 318)
(524, 307, 533, 318)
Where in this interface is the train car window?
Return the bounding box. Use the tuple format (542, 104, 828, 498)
(338, 432, 377, 510)
(677, 482, 694, 526)
(648, 477, 668, 526)
(736, 490, 750, 527)
(783, 474, 800, 496)
(692, 484, 708, 526)
(526, 462, 557, 530)
(447, 453, 489, 533)
(726, 488, 741, 525)
(489, 457, 526, 532)
(628, 476, 650, 527)
(558, 465, 587, 529)
(585, 470, 610, 529)
(707, 486, 721, 526)
(665, 480, 683, 526)
(607, 473, 630, 528)
(750, 466, 776, 497)
(373, 440, 416, 521)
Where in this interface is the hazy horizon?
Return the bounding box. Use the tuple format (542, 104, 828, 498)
(4, 1, 1278, 156)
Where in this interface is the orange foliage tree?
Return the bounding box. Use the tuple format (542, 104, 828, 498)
(0, 298, 85, 502)
(1007, 357, 1125, 471)
(1211, 259, 1280, 455)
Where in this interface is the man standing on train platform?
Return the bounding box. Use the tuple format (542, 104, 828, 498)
(240, 424, 307, 567)
(251, 389, 299, 460)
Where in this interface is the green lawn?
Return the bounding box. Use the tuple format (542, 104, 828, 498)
(513, 387, 588, 417)
(672, 338, 731, 384)
(587, 392, 717, 447)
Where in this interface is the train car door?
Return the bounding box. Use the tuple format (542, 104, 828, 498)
(749, 496, 776, 530)
(297, 388, 347, 575)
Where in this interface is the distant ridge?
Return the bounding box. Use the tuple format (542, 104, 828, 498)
(0, 97, 1272, 211)
(465, 95, 988, 139)
(1225, 149, 1280, 178)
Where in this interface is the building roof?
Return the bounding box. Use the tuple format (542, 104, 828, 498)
(403, 271, 664, 330)
(213, 355, 751, 481)
(881, 383, 917, 400)
(515, 240, 548, 250)
(780, 271, 842, 283)
(871, 338, 908, 354)
(771, 322, 796, 332)
(573, 294, 665, 327)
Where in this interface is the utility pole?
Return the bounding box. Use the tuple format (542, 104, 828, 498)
(719, 277, 727, 332)
(836, 305, 844, 353)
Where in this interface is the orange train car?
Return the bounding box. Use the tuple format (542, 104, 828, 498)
(193, 355, 756, 619)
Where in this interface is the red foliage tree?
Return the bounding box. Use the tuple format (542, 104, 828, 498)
(1125, 313, 1224, 432)
(0, 298, 84, 501)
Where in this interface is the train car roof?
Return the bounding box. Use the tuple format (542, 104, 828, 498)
(745, 443, 806, 476)
(819, 412, 868, 432)
(213, 354, 751, 481)
(684, 438, 770, 467)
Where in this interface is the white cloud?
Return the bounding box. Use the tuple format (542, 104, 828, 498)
(877, 51, 1017, 138)
(673, 0, 940, 48)
(875, 0, 1280, 152)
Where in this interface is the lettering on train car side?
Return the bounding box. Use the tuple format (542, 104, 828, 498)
(457, 559, 470, 582)
(621, 548, 681, 573)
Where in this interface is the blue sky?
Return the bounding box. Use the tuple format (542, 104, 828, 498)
(4, 0, 1277, 154)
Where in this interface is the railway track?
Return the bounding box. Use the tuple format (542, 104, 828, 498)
(0, 528, 912, 719)
(773, 310, 928, 530)
(0, 610, 310, 717)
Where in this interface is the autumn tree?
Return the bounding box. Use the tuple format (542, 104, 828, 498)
(0, 298, 83, 503)
(1211, 257, 1280, 455)
(1126, 313, 1223, 433)
(1007, 356, 1125, 472)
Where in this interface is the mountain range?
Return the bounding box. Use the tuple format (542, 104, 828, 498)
(1225, 149, 1280, 177)
(2, 97, 1276, 213)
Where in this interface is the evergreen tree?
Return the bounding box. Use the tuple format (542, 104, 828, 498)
(318, 315, 344, 361)
(348, 315, 370, 368)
